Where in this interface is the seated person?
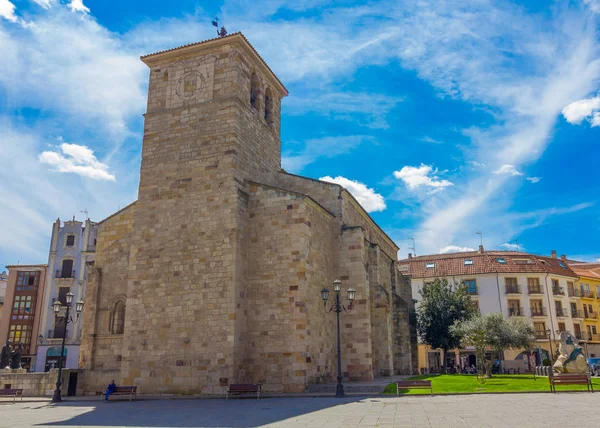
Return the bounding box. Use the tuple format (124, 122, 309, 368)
(104, 380, 117, 402)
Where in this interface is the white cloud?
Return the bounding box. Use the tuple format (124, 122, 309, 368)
(68, 0, 89, 13)
(493, 164, 523, 176)
(440, 245, 475, 254)
(500, 243, 521, 251)
(562, 96, 600, 127)
(282, 135, 372, 173)
(584, 0, 600, 14)
(39, 141, 116, 181)
(0, 0, 17, 22)
(421, 136, 443, 144)
(393, 164, 453, 192)
(32, 0, 52, 9)
(526, 176, 541, 183)
(319, 176, 386, 213)
(285, 92, 404, 129)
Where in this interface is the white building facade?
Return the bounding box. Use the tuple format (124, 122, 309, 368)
(34, 217, 97, 372)
(400, 248, 581, 373)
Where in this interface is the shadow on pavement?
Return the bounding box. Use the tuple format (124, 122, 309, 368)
(35, 396, 370, 427)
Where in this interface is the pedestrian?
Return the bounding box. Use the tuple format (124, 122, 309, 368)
(104, 380, 117, 402)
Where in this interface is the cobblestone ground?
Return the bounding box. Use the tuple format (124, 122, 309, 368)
(1, 393, 598, 428)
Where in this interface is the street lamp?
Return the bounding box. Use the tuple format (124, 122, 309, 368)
(51, 291, 84, 403)
(321, 279, 356, 398)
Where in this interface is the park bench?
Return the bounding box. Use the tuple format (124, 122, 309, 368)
(396, 380, 433, 396)
(548, 372, 593, 393)
(226, 384, 261, 399)
(0, 388, 23, 403)
(101, 386, 137, 401)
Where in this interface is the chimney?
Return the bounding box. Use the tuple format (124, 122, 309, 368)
(408, 253, 413, 259)
(551, 250, 557, 259)
(560, 254, 567, 261)
(478, 245, 484, 254)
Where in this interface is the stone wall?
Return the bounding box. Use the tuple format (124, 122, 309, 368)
(0, 369, 76, 397)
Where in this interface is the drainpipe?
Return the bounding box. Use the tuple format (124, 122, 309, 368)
(543, 273, 557, 356)
(495, 273, 503, 314)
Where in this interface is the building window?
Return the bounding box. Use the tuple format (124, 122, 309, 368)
(533, 322, 546, 338)
(250, 73, 260, 108)
(464, 279, 477, 295)
(513, 258, 533, 265)
(558, 322, 566, 332)
(574, 324, 582, 339)
(16, 271, 39, 290)
(58, 259, 74, 279)
(558, 261, 566, 268)
(508, 300, 521, 316)
(264, 88, 273, 123)
(425, 262, 435, 269)
(110, 301, 126, 335)
(464, 259, 473, 265)
(8, 324, 32, 354)
(65, 235, 75, 247)
(496, 258, 507, 264)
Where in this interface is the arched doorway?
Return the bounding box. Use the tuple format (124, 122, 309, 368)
(45, 347, 67, 372)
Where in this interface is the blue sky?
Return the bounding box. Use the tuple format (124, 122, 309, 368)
(1, 0, 599, 268)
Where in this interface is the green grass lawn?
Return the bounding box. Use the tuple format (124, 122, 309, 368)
(384, 374, 600, 395)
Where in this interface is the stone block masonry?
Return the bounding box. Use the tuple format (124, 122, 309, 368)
(79, 33, 416, 396)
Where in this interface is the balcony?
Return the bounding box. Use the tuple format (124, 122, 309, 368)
(505, 285, 521, 294)
(530, 307, 547, 317)
(508, 307, 524, 317)
(568, 288, 581, 298)
(555, 308, 568, 317)
(534, 331, 549, 340)
(552, 287, 565, 296)
(588, 334, 600, 342)
(571, 310, 584, 319)
(584, 312, 598, 320)
(528, 286, 543, 295)
(581, 290, 596, 299)
(55, 270, 76, 279)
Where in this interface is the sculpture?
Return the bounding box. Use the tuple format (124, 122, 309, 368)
(0, 340, 11, 369)
(10, 342, 23, 370)
(553, 331, 587, 373)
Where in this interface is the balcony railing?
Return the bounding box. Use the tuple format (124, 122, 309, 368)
(581, 290, 596, 299)
(571, 310, 584, 319)
(555, 308, 568, 317)
(568, 288, 581, 297)
(508, 307, 524, 317)
(588, 334, 600, 342)
(530, 307, 547, 317)
(534, 331, 549, 340)
(505, 285, 521, 294)
(528, 286, 543, 295)
(55, 270, 76, 279)
(584, 312, 598, 320)
(552, 287, 565, 296)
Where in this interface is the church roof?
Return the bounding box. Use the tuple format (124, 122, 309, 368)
(140, 32, 288, 96)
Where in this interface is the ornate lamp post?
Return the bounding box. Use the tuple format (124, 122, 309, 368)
(321, 279, 356, 398)
(51, 292, 84, 403)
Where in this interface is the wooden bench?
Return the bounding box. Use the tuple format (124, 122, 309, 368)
(101, 386, 137, 401)
(549, 373, 593, 393)
(226, 384, 261, 399)
(0, 389, 23, 403)
(396, 380, 433, 396)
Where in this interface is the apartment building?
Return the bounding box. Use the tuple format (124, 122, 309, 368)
(399, 247, 585, 373)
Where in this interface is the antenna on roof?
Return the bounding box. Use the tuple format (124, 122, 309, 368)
(408, 237, 416, 257)
(512, 238, 520, 252)
(212, 17, 227, 37)
(81, 209, 89, 220)
(476, 231, 483, 247)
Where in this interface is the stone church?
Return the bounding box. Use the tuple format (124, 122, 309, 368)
(79, 33, 416, 394)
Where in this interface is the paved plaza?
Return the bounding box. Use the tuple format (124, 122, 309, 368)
(1, 393, 598, 428)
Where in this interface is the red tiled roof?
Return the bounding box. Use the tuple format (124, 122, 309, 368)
(570, 264, 600, 280)
(140, 32, 288, 95)
(398, 250, 578, 279)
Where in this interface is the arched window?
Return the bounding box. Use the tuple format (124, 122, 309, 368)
(264, 88, 273, 123)
(110, 301, 126, 335)
(250, 73, 260, 108)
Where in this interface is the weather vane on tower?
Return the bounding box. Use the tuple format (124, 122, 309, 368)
(212, 17, 227, 37)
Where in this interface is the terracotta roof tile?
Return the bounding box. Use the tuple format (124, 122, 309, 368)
(398, 251, 578, 279)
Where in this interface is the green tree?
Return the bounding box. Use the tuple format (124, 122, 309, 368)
(416, 278, 476, 370)
(452, 313, 535, 383)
